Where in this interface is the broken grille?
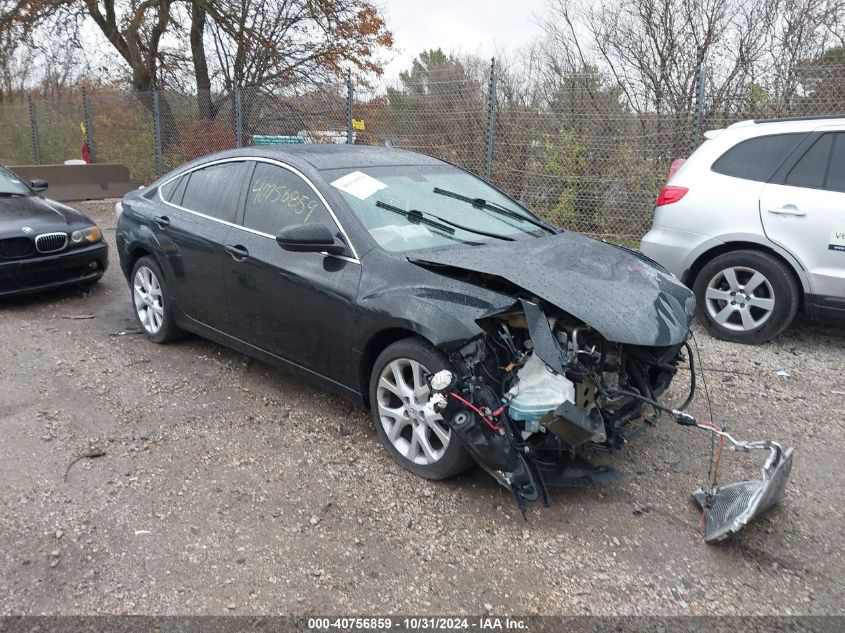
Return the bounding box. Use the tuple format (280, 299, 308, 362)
(35, 232, 68, 254)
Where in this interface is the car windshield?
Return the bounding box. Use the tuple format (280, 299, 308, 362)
(0, 166, 31, 196)
(323, 164, 549, 252)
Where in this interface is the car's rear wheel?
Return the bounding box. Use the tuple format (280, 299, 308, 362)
(369, 337, 471, 479)
(693, 250, 799, 344)
(131, 256, 182, 343)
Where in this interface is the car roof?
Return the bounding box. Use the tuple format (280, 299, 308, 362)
(190, 145, 448, 172)
(705, 114, 845, 140)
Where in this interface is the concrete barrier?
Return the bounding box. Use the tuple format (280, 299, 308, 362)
(8, 164, 135, 201)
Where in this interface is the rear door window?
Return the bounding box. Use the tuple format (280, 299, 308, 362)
(712, 133, 804, 182)
(242, 162, 336, 235)
(785, 133, 834, 189)
(181, 161, 248, 223)
(825, 133, 845, 193)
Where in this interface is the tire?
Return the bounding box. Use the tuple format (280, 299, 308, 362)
(369, 337, 472, 480)
(693, 250, 799, 344)
(130, 256, 182, 343)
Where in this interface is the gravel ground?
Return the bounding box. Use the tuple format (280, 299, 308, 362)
(1, 199, 843, 616)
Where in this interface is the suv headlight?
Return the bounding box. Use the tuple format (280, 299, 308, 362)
(71, 226, 102, 244)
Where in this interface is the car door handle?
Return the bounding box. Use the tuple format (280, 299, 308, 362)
(154, 215, 171, 228)
(768, 205, 806, 216)
(225, 244, 250, 260)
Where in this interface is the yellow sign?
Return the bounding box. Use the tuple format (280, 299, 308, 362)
(80, 121, 87, 135)
(352, 118, 365, 131)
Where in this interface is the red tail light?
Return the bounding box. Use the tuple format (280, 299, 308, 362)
(656, 186, 688, 206)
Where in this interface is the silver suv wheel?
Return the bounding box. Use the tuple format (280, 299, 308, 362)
(705, 265, 775, 332)
(133, 265, 165, 334)
(375, 358, 451, 466)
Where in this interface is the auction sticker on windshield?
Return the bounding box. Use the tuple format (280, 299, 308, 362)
(830, 222, 845, 252)
(330, 170, 387, 200)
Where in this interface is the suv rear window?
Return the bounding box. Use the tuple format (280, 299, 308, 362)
(711, 133, 804, 182)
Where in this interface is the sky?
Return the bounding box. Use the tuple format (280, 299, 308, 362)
(378, 0, 550, 83)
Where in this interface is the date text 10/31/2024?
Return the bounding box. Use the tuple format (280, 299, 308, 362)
(306, 617, 529, 630)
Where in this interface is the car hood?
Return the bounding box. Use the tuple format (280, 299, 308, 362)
(0, 196, 90, 236)
(408, 231, 695, 347)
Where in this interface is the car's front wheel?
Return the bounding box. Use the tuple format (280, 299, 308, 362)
(693, 250, 799, 344)
(369, 337, 472, 480)
(130, 256, 182, 343)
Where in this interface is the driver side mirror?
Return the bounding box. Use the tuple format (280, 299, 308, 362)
(30, 179, 48, 193)
(276, 223, 346, 255)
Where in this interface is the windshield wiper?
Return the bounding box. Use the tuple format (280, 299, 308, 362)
(375, 200, 515, 242)
(433, 187, 558, 234)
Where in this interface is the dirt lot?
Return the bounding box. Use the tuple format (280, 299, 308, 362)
(1, 200, 843, 616)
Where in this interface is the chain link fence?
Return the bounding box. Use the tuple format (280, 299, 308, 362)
(2, 59, 844, 241)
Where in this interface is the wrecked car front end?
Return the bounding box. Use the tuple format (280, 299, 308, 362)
(400, 232, 793, 539)
(427, 296, 687, 514)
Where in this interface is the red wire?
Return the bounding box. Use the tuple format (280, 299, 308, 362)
(696, 419, 725, 535)
(448, 392, 500, 431)
(711, 435, 725, 487)
(696, 419, 725, 487)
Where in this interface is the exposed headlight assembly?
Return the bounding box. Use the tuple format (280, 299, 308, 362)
(71, 226, 102, 244)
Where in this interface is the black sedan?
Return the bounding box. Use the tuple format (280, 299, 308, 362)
(115, 145, 792, 528)
(0, 166, 108, 297)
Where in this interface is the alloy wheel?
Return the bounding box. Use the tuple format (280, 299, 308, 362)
(705, 266, 775, 332)
(133, 266, 165, 335)
(375, 358, 452, 465)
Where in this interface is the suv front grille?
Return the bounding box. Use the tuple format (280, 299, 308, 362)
(35, 232, 68, 254)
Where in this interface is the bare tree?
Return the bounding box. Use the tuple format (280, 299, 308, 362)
(0, 21, 34, 101)
(538, 0, 845, 116)
(1, 0, 392, 119)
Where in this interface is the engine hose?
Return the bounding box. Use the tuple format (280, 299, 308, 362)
(600, 385, 690, 424)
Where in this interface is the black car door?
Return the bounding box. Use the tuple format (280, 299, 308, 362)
(154, 160, 249, 330)
(223, 160, 362, 387)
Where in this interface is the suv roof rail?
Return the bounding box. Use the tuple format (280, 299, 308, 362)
(752, 114, 845, 124)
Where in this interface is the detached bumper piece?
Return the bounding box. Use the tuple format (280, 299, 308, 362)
(693, 442, 794, 543)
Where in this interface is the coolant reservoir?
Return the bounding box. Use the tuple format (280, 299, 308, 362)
(507, 353, 575, 424)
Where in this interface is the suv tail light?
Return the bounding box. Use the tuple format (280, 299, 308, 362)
(656, 186, 688, 206)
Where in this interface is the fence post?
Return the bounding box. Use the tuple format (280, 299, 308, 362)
(28, 96, 42, 165)
(82, 87, 96, 163)
(234, 85, 243, 149)
(689, 59, 707, 154)
(346, 71, 354, 144)
(484, 57, 497, 182)
(152, 84, 164, 179)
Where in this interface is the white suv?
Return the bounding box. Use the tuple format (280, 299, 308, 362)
(641, 115, 845, 344)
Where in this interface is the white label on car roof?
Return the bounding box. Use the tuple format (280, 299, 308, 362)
(830, 222, 845, 252)
(330, 170, 387, 200)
